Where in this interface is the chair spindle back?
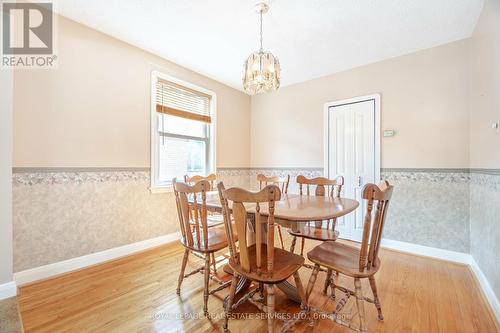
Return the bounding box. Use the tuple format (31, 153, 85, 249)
(173, 178, 211, 250)
(218, 182, 281, 277)
(257, 174, 290, 194)
(296, 175, 344, 197)
(184, 174, 216, 190)
(296, 175, 344, 229)
(358, 181, 394, 272)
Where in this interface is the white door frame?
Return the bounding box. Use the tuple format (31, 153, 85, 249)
(323, 93, 381, 183)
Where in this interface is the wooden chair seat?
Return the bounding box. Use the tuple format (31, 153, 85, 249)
(288, 225, 339, 241)
(307, 241, 380, 278)
(181, 225, 238, 253)
(229, 244, 304, 283)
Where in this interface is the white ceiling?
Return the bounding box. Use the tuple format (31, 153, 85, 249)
(56, 0, 484, 91)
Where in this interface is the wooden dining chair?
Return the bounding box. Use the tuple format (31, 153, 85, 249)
(289, 175, 344, 257)
(184, 174, 222, 271)
(304, 181, 394, 332)
(257, 174, 290, 249)
(173, 178, 233, 316)
(218, 182, 306, 333)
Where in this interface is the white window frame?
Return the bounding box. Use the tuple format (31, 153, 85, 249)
(150, 71, 217, 193)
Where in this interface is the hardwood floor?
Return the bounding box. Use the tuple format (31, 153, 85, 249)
(18, 239, 499, 333)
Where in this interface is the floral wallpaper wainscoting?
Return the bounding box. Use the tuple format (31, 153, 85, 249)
(13, 168, 176, 271)
(12, 167, 494, 276)
(469, 170, 500, 300)
(381, 169, 471, 253)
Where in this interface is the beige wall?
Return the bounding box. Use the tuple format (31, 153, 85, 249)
(0, 69, 13, 285)
(250, 40, 470, 168)
(13, 16, 251, 168)
(11, 15, 251, 272)
(9, 6, 499, 274)
(468, 0, 500, 303)
(12, 14, 480, 171)
(469, 0, 500, 169)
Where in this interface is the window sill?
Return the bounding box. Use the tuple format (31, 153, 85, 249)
(149, 185, 174, 194)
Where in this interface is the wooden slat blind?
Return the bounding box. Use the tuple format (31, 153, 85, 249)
(156, 79, 212, 123)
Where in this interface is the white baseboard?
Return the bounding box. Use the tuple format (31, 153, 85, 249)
(381, 238, 471, 264)
(381, 238, 499, 324)
(0, 281, 17, 300)
(469, 257, 500, 323)
(14, 232, 180, 286)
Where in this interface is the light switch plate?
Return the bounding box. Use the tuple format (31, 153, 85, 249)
(383, 130, 395, 137)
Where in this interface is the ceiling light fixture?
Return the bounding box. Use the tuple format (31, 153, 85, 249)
(242, 2, 280, 95)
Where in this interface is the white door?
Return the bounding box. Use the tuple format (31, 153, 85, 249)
(326, 96, 379, 241)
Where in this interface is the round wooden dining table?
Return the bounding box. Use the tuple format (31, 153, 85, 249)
(199, 191, 360, 304)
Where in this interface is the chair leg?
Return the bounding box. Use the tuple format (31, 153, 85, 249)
(292, 271, 307, 309)
(305, 264, 320, 304)
(290, 236, 297, 253)
(277, 225, 285, 250)
(203, 254, 211, 316)
(177, 249, 189, 295)
(211, 253, 217, 273)
(300, 237, 305, 256)
(224, 273, 239, 332)
(266, 284, 275, 333)
(331, 271, 340, 300)
(323, 269, 332, 295)
(369, 276, 384, 321)
(354, 278, 367, 332)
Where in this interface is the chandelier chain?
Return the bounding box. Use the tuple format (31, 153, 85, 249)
(259, 10, 263, 52)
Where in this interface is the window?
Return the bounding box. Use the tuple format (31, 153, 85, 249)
(151, 72, 216, 191)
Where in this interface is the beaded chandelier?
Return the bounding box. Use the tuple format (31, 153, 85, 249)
(243, 2, 280, 95)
